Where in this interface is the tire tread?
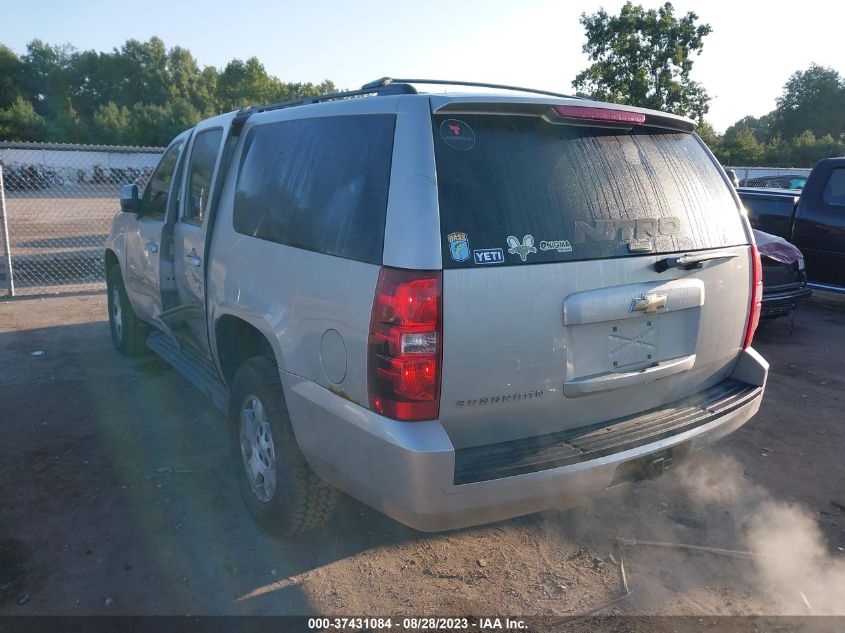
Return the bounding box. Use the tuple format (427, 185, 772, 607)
(107, 266, 147, 356)
(230, 356, 337, 537)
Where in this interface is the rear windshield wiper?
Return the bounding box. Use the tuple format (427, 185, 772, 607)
(655, 251, 738, 273)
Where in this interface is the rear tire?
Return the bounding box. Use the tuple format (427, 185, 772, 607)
(229, 356, 337, 536)
(106, 265, 147, 356)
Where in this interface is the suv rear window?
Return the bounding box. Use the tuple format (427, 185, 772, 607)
(233, 114, 395, 264)
(433, 114, 746, 268)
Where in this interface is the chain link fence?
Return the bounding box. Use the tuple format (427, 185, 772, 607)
(0, 142, 164, 296)
(726, 166, 812, 189)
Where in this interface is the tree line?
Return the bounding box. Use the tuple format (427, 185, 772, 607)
(2, 7, 845, 168)
(695, 65, 845, 167)
(0, 37, 335, 147)
(571, 2, 845, 167)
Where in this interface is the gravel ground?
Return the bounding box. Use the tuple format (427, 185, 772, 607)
(0, 292, 843, 617)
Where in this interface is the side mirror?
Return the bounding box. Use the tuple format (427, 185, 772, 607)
(120, 184, 141, 213)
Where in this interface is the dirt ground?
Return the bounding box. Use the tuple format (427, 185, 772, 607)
(0, 291, 843, 617)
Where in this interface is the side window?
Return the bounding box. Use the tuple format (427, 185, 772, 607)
(141, 141, 184, 218)
(232, 114, 395, 264)
(822, 168, 845, 207)
(184, 128, 224, 224)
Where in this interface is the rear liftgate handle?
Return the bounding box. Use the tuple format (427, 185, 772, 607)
(563, 354, 697, 398)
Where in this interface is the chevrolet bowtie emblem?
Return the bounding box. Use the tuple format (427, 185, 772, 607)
(631, 292, 668, 314)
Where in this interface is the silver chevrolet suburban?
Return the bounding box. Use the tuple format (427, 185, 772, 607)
(104, 78, 769, 536)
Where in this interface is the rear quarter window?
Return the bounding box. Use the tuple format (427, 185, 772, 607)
(740, 195, 795, 228)
(233, 114, 396, 264)
(433, 114, 747, 268)
(822, 168, 845, 206)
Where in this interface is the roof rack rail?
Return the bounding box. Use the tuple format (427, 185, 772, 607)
(361, 77, 583, 100)
(230, 81, 418, 135)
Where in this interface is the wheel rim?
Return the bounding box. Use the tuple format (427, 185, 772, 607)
(239, 395, 277, 503)
(111, 286, 123, 340)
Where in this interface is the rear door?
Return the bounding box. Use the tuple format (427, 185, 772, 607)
(793, 165, 845, 286)
(171, 124, 226, 350)
(432, 106, 752, 449)
(124, 138, 185, 323)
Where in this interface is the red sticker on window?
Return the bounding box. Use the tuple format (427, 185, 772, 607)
(439, 119, 475, 150)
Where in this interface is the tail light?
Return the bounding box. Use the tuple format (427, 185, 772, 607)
(368, 268, 442, 421)
(743, 244, 763, 349)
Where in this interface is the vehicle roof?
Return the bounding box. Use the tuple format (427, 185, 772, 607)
(194, 83, 697, 133)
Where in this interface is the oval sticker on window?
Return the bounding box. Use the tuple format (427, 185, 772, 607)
(439, 119, 476, 150)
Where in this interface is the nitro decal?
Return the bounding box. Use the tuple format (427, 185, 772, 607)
(539, 239, 573, 253)
(506, 235, 537, 262)
(439, 119, 476, 151)
(571, 217, 681, 245)
(473, 248, 505, 265)
(447, 231, 470, 262)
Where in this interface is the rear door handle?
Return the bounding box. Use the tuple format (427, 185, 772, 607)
(144, 241, 159, 253)
(184, 250, 201, 267)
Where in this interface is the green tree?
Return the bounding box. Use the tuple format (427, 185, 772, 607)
(721, 127, 764, 165)
(0, 36, 339, 144)
(46, 99, 88, 143)
(21, 40, 75, 118)
(0, 95, 47, 140)
(66, 49, 122, 120)
(217, 57, 276, 111)
(573, 1, 712, 120)
(0, 44, 23, 109)
(696, 120, 721, 151)
(117, 38, 171, 108)
(723, 114, 773, 146)
(92, 102, 132, 144)
(771, 64, 845, 141)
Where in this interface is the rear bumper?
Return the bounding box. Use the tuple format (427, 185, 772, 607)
(285, 348, 768, 532)
(761, 284, 812, 316)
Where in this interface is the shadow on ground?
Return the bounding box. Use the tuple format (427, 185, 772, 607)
(1, 294, 843, 616)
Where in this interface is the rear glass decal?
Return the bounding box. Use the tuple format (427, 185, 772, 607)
(573, 217, 681, 253)
(538, 239, 573, 253)
(472, 248, 504, 265)
(439, 119, 476, 151)
(433, 114, 747, 269)
(447, 231, 470, 262)
(506, 235, 537, 262)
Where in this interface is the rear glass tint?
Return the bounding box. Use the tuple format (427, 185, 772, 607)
(433, 114, 746, 268)
(233, 114, 395, 264)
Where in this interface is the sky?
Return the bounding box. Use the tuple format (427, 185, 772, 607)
(1, 0, 842, 132)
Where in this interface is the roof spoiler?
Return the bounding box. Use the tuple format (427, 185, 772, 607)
(432, 100, 696, 133)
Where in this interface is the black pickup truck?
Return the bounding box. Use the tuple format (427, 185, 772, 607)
(737, 157, 845, 292)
